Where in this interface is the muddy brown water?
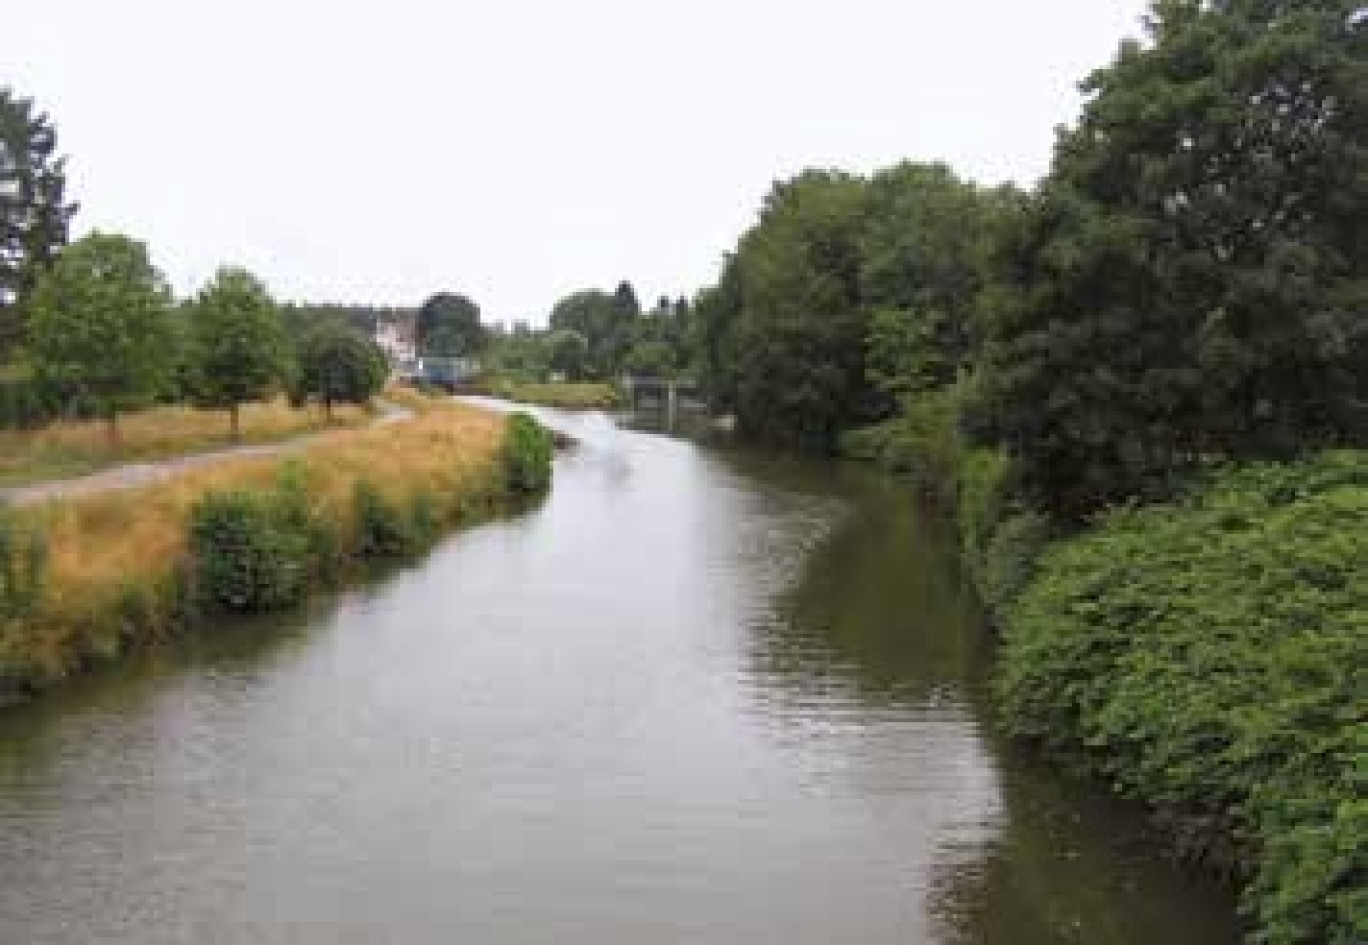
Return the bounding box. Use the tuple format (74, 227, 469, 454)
(0, 401, 1237, 943)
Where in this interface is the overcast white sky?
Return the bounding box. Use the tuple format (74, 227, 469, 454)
(10, 1, 1149, 323)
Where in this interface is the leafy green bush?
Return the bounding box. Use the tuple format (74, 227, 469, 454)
(352, 480, 414, 559)
(839, 389, 964, 498)
(502, 412, 553, 493)
(188, 490, 310, 613)
(272, 461, 344, 582)
(996, 452, 1368, 944)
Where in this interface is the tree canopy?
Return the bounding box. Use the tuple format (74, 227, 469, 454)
(295, 322, 387, 417)
(188, 267, 292, 436)
(25, 232, 171, 438)
(416, 292, 485, 357)
(0, 87, 77, 358)
(968, 0, 1368, 515)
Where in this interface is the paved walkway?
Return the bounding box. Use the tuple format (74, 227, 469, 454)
(0, 402, 411, 507)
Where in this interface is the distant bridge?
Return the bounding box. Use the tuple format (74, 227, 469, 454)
(621, 375, 705, 429)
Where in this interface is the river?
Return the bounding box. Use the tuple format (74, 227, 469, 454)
(0, 401, 1237, 943)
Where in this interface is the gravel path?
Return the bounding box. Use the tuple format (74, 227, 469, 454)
(0, 401, 412, 507)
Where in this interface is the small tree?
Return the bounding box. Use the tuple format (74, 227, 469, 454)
(189, 267, 291, 437)
(296, 322, 387, 419)
(26, 232, 171, 441)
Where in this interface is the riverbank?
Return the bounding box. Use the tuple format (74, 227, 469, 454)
(842, 405, 1367, 944)
(472, 378, 622, 410)
(0, 398, 374, 489)
(0, 394, 553, 704)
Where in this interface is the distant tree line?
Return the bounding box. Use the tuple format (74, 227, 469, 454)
(481, 282, 695, 383)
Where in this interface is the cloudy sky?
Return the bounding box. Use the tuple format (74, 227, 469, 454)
(10, 1, 1149, 323)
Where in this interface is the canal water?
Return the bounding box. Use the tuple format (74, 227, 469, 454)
(0, 402, 1237, 943)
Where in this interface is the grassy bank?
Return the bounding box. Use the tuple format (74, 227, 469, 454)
(843, 399, 1367, 944)
(0, 395, 553, 702)
(476, 378, 622, 410)
(0, 398, 372, 488)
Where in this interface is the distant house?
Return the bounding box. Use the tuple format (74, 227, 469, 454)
(373, 319, 417, 368)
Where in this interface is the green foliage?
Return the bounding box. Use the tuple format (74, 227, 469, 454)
(729, 170, 872, 449)
(188, 489, 310, 614)
(859, 164, 1017, 403)
(622, 339, 676, 377)
(545, 328, 589, 380)
(549, 288, 630, 379)
(25, 232, 173, 436)
(416, 292, 485, 358)
(697, 163, 1011, 448)
(997, 452, 1368, 944)
(295, 321, 387, 417)
(352, 480, 415, 559)
(481, 322, 554, 381)
(502, 412, 553, 493)
(481, 379, 619, 411)
(271, 461, 344, 582)
(969, 1, 1368, 517)
(408, 489, 442, 549)
(0, 504, 46, 618)
(187, 267, 292, 435)
(0, 368, 69, 430)
(0, 86, 77, 358)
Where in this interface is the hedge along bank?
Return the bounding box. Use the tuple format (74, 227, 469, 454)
(841, 393, 1367, 944)
(0, 398, 554, 704)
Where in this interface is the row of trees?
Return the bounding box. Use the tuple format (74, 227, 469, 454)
(697, 1, 1368, 516)
(1, 84, 393, 437)
(482, 283, 695, 382)
(24, 232, 387, 438)
(693, 164, 1015, 450)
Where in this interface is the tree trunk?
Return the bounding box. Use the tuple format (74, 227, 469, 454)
(105, 411, 119, 447)
(230, 404, 241, 441)
(324, 397, 333, 422)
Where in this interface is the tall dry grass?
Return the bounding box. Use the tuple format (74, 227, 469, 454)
(0, 399, 372, 487)
(1, 396, 510, 691)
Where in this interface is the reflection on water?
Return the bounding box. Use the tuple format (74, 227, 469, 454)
(0, 403, 1236, 943)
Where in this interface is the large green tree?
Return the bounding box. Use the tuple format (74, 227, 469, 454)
(295, 322, 387, 418)
(726, 170, 872, 449)
(858, 163, 1019, 403)
(0, 88, 77, 358)
(25, 232, 171, 440)
(416, 292, 485, 357)
(970, 0, 1368, 516)
(188, 267, 292, 437)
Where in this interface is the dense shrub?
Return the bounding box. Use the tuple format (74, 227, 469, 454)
(502, 412, 554, 493)
(272, 461, 344, 582)
(188, 489, 310, 614)
(996, 453, 1368, 944)
(352, 480, 415, 559)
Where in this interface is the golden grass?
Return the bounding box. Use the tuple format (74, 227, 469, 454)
(3, 395, 510, 686)
(0, 399, 373, 487)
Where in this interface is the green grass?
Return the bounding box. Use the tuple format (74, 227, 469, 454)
(478, 378, 622, 410)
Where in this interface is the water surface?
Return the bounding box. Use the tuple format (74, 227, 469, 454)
(0, 403, 1236, 943)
